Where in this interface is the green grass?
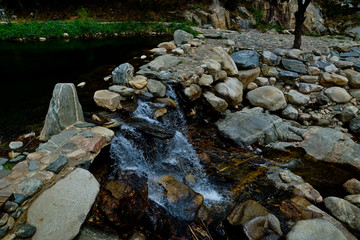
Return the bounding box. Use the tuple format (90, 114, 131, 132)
(0, 21, 198, 41)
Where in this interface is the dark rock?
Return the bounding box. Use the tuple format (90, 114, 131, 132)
(14, 194, 27, 205)
(350, 116, 360, 133)
(4, 201, 18, 213)
(128, 118, 175, 139)
(100, 170, 148, 228)
(0, 225, 8, 238)
(28, 161, 40, 171)
(11, 208, 23, 219)
(74, 122, 96, 128)
(9, 155, 26, 163)
(0, 170, 11, 179)
(203, 33, 223, 39)
(46, 155, 68, 174)
(316, 93, 331, 106)
(15, 224, 36, 239)
(282, 59, 307, 74)
(76, 160, 91, 170)
(311, 61, 337, 72)
(139, 92, 154, 101)
(231, 50, 259, 69)
(278, 70, 299, 81)
(340, 52, 360, 58)
(82, 132, 95, 138)
(39, 83, 84, 141)
(19, 178, 43, 196)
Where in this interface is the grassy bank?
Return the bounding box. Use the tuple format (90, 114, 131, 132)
(0, 20, 198, 40)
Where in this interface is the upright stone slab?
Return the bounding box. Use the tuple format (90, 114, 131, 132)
(112, 63, 134, 85)
(40, 83, 84, 141)
(28, 168, 100, 240)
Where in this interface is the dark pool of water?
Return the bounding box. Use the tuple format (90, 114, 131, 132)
(0, 36, 170, 143)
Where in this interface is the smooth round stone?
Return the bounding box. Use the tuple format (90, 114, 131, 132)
(9, 141, 23, 150)
(74, 122, 96, 128)
(325, 87, 352, 103)
(15, 224, 36, 239)
(0, 213, 9, 226)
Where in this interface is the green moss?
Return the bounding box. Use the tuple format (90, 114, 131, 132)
(0, 21, 198, 40)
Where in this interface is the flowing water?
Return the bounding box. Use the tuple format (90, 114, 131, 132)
(109, 86, 225, 219)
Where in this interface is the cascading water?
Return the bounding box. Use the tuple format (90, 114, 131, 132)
(109, 85, 225, 220)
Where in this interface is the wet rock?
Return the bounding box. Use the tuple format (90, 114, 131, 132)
(94, 90, 121, 112)
(247, 86, 287, 111)
(281, 59, 307, 74)
(76, 226, 120, 240)
(203, 91, 228, 112)
(286, 219, 347, 240)
(237, 67, 261, 87)
(45, 155, 68, 174)
(231, 50, 259, 69)
(324, 87, 351, 103)
(298, 127, 360, 171)
(216, 107, 304, 147)
(147, 79, 166, 98)
(28, 169, 99, 240)
(4, 201, 18, 213)
(39, 83, 84, 141)
(155, 98, 177, 108)
(345, 195, 360, 207)
(112, 63, 134, 85)
(174, 30, 194, 46)
(350, 116, 360, 133)
(298, 83, 323, 93)
(319, 72, 348, 86)
(184, 84, 202, 101)
(311, 61, 338, 72)
(340, 106, 358, 123)
(282, 104, 298, 120)
(324, 196, 360, 232)
(215, 77, 243, 106)
(227, 200, 268, 225)
(128, 118, 175, 139)
(100, 170, 148, 227)
(157, 175, 203, 221)
(344, 69, 360, 88)
(343, 179, 360, 194)
(286, 90, 310, 105)
(212, 46, 238, 76)
(315, 93, 331, 106)
(278, 70, 299, 81)
(154, 108, 167, 118)
(19, 178, 43, 196)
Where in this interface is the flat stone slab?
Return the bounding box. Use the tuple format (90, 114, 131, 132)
(28, 168, 100, 240)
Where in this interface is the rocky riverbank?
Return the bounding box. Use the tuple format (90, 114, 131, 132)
(1, 26, 360, 239)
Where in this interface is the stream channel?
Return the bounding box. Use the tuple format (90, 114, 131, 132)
(1, 37, 360, 239)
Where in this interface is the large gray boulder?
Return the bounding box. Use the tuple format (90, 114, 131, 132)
(112, 63, 134, 85)
(40, 83, 84, 141)
(247, 86, 287, 111)
(297, 127, 360, 171)
(216, 107, 304, 147)
(286, 219, 347, 240)
(324, 196, 360, 232)
(148, 55, 181, 71)
(28, 168, 100, 240)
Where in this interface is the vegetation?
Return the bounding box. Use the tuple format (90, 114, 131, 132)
(0, 20, 198, 41)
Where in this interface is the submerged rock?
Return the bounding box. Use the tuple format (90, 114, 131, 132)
(157, 175, 203, 221)
(128, 118, 175, 139)
(40, 83, 84, 141)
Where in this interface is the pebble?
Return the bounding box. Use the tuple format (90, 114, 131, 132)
(9, 141, 23, 150)
(0, 213, 9, 226)
(11, 208, 23, 219)
(4, 201, 18, 213)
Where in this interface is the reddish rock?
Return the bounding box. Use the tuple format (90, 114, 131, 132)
(78, 136, 105, 154)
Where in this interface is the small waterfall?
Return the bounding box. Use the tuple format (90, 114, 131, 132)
(109, 86, 225, 216)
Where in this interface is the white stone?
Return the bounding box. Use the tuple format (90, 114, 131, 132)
(9, 141, 23, 150)
(77, 82, 86, 88)
(172, 48, 184, 55)
(247, 86, 287, 111)
(28, 168, 100, 240)
(198, 74, 214, 86)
